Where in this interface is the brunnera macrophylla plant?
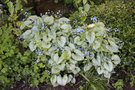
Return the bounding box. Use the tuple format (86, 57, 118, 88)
(20, 15, 121, 87)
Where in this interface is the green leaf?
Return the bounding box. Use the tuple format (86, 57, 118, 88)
(83, 0, 87, 5)
(15, 0, 22, 12)
(74, 0, 81, 4)
(7, 1, 14, 16)
(24, 0, 28, 3)
(84, 3, 90, 12)
(1, 68, 7, 73)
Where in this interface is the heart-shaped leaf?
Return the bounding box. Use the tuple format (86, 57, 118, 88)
(29, 41, 36, 51)
(86, 31, 95, 44)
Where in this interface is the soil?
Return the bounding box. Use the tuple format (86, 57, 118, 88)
(27, 0, 74, 16)
(11, 76, 82, 90)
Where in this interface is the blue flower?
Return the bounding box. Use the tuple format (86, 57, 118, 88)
(76, 28, 84, 32)
(32, 26, 38, 30)
(90, 16, 98, 21)
(114, 28, 119, 32)
(72, 28, 84, 33)
(23, 12, 28, 15)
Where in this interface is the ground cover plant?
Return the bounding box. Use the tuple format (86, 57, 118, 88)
(85, 0, 135, 88)
(0, 0, 134, 89)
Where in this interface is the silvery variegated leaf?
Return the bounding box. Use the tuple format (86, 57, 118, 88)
(57, 75, 63, 85)
(105, 44, 119, 53)
(92, 58, 101, 66)
(108, 39, 119, 52)
(42, 42, 51, 49)
(61, 24, 72, 32)
(93, 40, 101, 50)
(58, 17, 70, 24)
(97, 67, 104, 75)
(103, 61, 113, 72)
(48, 47, 57, 54)
(74, 36, 83, 45)
(60, 50, 72, 60)
(68, 63, 76, 70)
(58, 63, 65, 70)
(89, 52, 95, 59)
(67, 50, 72, 59)
(48, 31, 56, 40)
(32, 26, 38, 31)
(57, 57, 65, 64)
(97, 53, 101, 63)
(62, 74, 68, 86)
(83, 0, 87, 4)
(86, 31, 95, 44)
(104, 71, 111, 78)
(72, 49, 84, 61)
(57, 36, 66, 47)
(69, 43, 76, 50)
(96, 29, 105, 36)
(28, 15, 39, 21)
(22, 30, 32, 39)
(22, 20, 33, 29)
(72, 67, 80, 74)
(53, 53, 59, 62)
(111, 55, 121, 65)
(52, 82, 58, 87)
(42, 15, 54, 25)
(84, 3, 90, 12)
(70, 59, 77, 64)
(29, 41, 36, 51)
(43, 35, 52, 42)
(88, 24, 95, 28)
(84, 63, 92, 72)
(50, 75, 57, 86)
(67, 75, 73, 83)
(51, 67, 60, 74)
(71, 77, 76, 84)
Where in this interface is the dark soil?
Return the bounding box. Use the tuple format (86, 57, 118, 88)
(11, 76, 82, 90)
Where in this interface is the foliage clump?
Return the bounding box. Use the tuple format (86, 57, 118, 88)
(21, 14, 121, 86)
(87, 0, 135, 87)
